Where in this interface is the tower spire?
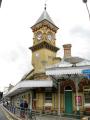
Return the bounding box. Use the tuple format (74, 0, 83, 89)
(44, 3, 46, 10)
(44, 0, 47, 10)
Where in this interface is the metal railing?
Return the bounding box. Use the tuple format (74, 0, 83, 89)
(3, 104, 90, 120)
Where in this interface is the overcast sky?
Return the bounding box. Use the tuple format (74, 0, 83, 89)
(0, 0, 90, 91)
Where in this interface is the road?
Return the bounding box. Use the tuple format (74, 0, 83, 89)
(0, 106, 8, 120)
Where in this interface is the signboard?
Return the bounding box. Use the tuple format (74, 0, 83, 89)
(82, 69, 90, 79)
(82, 69, 90, 74)
(75, 96, 82, 106)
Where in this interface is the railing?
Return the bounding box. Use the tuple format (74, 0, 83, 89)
(3, 104, 90, 120)
(3, 104, 36, 120)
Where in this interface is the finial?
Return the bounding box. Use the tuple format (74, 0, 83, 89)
(44, 3, 47, 10)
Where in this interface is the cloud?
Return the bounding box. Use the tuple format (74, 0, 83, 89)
(0, 45, 32, 91)
(70, 25, 90, 40)
(68, 25, 90, 59)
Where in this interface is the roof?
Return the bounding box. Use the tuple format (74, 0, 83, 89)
(31, 8, 58, 31)
(46, 59, 72, 68)
(46, 58, 90, 76)
(5, 80, 53, 97)
(35, 9, 55, 25)
(46, 65, 90, 76)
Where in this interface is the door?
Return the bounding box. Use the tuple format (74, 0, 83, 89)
(65, 86, 73, 114)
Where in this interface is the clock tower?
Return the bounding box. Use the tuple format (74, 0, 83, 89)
(29, 7, 60, 73)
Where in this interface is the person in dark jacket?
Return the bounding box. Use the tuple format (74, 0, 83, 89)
(20, 101, 25, 118)
(24, 100, 28, 116)
(24, 100, 28, 109)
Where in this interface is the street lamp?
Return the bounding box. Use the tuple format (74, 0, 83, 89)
(82, 0, 90, 20)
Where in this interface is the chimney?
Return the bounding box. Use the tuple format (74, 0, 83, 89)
(63, 44, 72, 58)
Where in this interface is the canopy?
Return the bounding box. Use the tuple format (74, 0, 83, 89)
(5, 80, 53, 97)
(46, 59, 90, 76)
(46, 66, 90, 76)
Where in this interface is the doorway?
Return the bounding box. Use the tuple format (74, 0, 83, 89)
(65, 86, 73, 114)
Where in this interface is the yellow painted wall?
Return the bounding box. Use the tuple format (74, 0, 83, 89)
(36, 93, 44, 110)
(32, 49, 56, 73)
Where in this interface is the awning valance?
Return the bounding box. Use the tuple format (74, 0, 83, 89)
(46, 66, 90, 76)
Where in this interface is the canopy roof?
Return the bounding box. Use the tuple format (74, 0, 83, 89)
(46, 65, 90, 76)
(5, 80, 53, 97)
(46, 58, 90, 76)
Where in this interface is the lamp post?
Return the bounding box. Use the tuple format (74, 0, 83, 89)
(82, 0, 90, 20)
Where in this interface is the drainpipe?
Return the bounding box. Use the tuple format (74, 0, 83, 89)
(58, 81, 60, 116)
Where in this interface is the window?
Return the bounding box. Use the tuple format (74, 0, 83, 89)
(32, 91, 36, 99)
(45, 92, 52, 103)
(84, 86, 90, 104)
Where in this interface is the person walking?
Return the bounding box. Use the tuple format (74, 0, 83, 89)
(20, 101, 25, 118)
(24, 100, 28, 118)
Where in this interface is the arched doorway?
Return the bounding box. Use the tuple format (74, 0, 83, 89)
(64, 86, 73, 114)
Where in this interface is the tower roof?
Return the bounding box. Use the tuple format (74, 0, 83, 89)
(31, 7, 58, 31)
(35, 8, 55, 25)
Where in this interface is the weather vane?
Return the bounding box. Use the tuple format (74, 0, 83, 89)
(82, 0, 90, 20)
(44, 0, 48, 10)
(44, 3, 47, 10)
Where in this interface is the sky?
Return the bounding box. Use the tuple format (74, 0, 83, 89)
(0, 0, 90, 91)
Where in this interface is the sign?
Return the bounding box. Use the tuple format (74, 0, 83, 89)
(75, 96, 82, 106)
(82, 69, 90, 79)
(82, 69, 90, 74)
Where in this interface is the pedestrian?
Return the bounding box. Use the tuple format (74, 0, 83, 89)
(24, 100, 28, 118)
(24, 100, 28, 113)
(24, 100, 28, 109)
(20, 101, 25, 118)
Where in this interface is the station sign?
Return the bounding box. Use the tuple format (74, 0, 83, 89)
(82, 69, 90, 79)
(82, 69, 90, 74)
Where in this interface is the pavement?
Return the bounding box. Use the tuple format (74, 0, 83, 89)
(0, 107, 8, 120)
(0, 104, 21, 120)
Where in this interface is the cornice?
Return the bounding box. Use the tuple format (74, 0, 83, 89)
(29, 41, 59, 52)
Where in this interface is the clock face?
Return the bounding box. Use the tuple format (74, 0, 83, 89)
(36, 31, 42, 40)
(47, 33, 53, 40)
